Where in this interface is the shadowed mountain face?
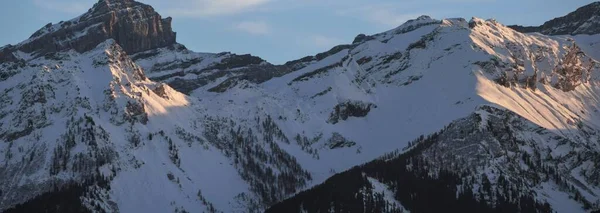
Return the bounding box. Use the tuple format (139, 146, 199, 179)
(509, 2, 600, 35)
(2, 0, 176, 61)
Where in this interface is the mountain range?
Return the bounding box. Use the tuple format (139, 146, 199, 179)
(1, 0, 600, 212)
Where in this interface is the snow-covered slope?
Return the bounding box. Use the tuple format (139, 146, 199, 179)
(131, 45, 293, 95)
(268, 104, 600, 212)
(0, 39, 217, 212)
(261, 12, 600, 213)
(199, 16, 600, 212)
(0, 37, 314, 212)
(180, 14, 600, 181)
(2, 0, 600, 212)
(132, 13, 600, 212)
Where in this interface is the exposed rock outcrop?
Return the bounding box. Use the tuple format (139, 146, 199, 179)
(0, 46, 18, 63)
(328, 101, 376, 124)
(16, 0, 176, 57)
(325, 133, 356, 149)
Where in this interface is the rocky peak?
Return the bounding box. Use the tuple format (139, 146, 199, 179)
(415, 15, 432, 21)
(88, 0, 152, 18)
(391, 15, 441, 35)
(508, 2, 600, 35)
(16, 0, 176, 58)
(94, 0, 136, 8)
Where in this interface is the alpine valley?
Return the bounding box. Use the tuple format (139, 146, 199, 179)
(2, 0, 600, 213)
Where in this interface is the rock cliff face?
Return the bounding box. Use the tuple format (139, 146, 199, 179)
(132, 47, 296, 94)
(14, 0, 176, 57)
(0, 46, 19, 63)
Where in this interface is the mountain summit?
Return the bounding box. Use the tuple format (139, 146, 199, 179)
(1, 0, 175, 62)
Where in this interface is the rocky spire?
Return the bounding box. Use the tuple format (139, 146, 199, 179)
(18, 0, 177, 56)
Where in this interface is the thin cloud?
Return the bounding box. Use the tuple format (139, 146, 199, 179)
(364, 8, 424, 28)
(234, 21, 271, 35)
(32, 0, 273, 17)
(158, 0, 273, 17)
(439, 0, 495, 2)
(32, 0, 94, 14)
(336, 4, 429, 28)
(309, 35, 344, 48)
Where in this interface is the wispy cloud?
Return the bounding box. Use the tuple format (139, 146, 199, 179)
(32, 0, 94, 14)
(363, 8, 423, 28)
(336, 3, 429, 28)
(439, 0, 495, 2)
(32, 0, 273, 17)
(233, 21, 271, 35)
(155, 0, 273, 17)
(309, 35, 344, 48)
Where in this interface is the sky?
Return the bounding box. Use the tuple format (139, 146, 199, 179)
(0, 0, 595, 64)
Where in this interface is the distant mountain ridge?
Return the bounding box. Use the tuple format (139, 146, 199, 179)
(509, 2, 600, 35)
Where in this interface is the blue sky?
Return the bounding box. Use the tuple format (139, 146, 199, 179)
(0, 0, 594, 64)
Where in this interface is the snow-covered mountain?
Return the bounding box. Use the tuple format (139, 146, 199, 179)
(265, 13, 600, 212)
(1, 0, 600, 212)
